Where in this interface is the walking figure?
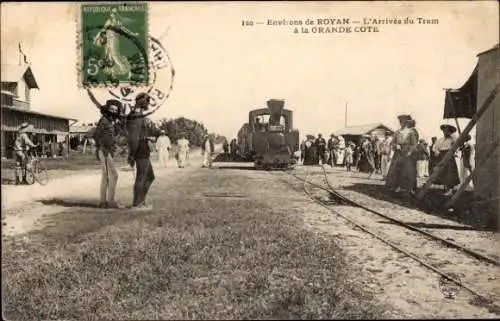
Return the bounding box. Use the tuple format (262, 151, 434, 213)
(176, 134, 190, 168)
(127, 93, 155, 210)
(156, 130, 171, 168)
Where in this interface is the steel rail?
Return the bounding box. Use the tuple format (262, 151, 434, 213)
(292, 166, 500, 267)
(277, 167, 499, 310)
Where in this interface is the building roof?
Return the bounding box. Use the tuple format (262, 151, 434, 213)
(1, 64, 39, 89)
(333, 122, 393, 136)
(70, 124, 95, 133)
(1, 105, 77, 121)
(477, 43, 499, 57)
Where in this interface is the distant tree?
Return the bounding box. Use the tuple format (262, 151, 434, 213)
(156, 117, 226, 147)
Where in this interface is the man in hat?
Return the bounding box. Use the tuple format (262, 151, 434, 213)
(94, 99, 123, 208)
(432, 124, 460, 196)
(315, 133, 327, 165)
(14, 122, 37, 184)
(155, 130, 171, 168)
(327, 134, 339, 167)
(201, 133, 215, 168)
(127, 93, 155, 210)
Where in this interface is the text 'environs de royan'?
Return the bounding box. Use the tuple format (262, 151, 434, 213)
(265, 17, 439, 26)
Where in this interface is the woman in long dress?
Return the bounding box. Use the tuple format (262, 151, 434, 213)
(359, 135, 376, 177)
(432, 124, 460, 196)
(94, 8, 139, 79)
(176, 135, 190, 168)
(399, 119, 419, 194)
(386, 115, 418, 193)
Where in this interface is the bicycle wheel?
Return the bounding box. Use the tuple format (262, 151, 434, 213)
(25, 169, 36, 185)
(33, 160, 49, 185)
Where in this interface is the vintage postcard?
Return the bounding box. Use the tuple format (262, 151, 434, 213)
(1, 1, 499, 320)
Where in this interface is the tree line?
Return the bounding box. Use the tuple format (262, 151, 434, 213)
(82, 117, 227, 148)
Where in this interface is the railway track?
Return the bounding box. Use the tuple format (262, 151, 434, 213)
(277, 166, 500, 313)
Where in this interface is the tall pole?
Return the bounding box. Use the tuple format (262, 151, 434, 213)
(345, 102, 348, 127)
(417, 83, 499, 201)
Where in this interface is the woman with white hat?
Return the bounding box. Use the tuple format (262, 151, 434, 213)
(432, 124, 460, 196)
(14, 122, 37, 184)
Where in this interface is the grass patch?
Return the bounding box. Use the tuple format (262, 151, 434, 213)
(2, 171, 388, 320)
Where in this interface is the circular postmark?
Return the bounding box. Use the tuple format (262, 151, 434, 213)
(438, 273, 462, 299)
(84, 35, 174, 118)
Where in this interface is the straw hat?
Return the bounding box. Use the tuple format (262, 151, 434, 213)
(440, 124, 457, 133)
(397, 114, 412, 121)
(19, 122, 34, 132)
(406, 119, 416, 128)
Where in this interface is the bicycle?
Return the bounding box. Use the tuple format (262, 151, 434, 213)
(17, 150, 49, 185)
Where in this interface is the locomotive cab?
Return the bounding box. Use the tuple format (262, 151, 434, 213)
(237, 99, 300, 170)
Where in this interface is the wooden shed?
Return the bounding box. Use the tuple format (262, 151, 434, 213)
(333, 122, 393, 146)
(474, 44, 499, 209)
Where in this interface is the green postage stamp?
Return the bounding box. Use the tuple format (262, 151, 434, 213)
(79, 2, 149, 88)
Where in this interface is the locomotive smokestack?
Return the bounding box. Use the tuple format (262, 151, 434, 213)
(267, 99, 285, 125)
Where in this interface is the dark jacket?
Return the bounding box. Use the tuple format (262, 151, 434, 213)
(94, 116, 116, 156)
(315, 138, 326, 153)
(127, 112, 150, 159)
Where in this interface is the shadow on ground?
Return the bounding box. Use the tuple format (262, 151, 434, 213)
(39, 198, 102, 209)
(28, 197, 154, 243)
(213, 154, 247, 162)
(343, 182, 498, 232)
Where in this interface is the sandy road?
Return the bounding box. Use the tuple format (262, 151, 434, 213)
(1, 149, 208, 237)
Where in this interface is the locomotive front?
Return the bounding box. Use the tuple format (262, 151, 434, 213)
(252, 99, 299, 170)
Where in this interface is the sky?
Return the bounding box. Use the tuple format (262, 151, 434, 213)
(1, 1, 498, 141)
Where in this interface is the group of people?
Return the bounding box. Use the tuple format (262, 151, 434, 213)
(300, 133, 345, 166)
(222, 138, 238, 160)
(91, 92, 155, 210)
(384, 114, 473, 196)
(298, 114, 474, 198)
(93, 92, 219, 209)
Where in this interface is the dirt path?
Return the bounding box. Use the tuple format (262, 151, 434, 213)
(1, 158, 201, 237)
(273, 171, 500, 319)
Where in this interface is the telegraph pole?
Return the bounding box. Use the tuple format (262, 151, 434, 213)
(344, 102, 348, 127)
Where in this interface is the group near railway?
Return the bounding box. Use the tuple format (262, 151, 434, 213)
(4, 43, 499, 217)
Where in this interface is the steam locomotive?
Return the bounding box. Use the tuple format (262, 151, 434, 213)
(237, 99, 300, 170)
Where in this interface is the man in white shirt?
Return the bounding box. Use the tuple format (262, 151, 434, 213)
(155, 130, 171, 168)
(201, 134, 215, 168)
(380, 131, 393, 180)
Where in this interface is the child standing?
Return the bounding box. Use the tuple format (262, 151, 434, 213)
(345, 142, 354, 172)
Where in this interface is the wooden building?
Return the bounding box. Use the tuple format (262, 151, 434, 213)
(333, 122, 393, 146)
(474, 44, 499, 207)
(1, 64, 76, 158)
